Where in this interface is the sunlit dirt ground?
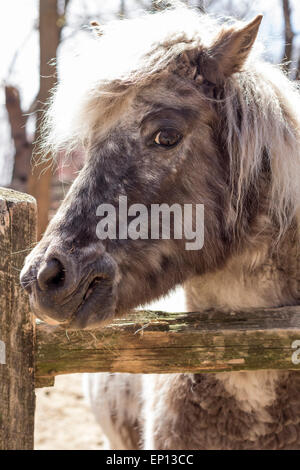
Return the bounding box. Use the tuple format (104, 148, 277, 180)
(35, 374, 106, 450)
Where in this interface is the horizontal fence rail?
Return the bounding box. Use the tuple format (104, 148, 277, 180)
(35, 306, 300, 387)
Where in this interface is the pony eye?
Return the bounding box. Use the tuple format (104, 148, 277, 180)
(154, 128, 182, 148)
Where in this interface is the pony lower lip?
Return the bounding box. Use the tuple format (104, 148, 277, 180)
(69, 280, 105, 328)
(83, 277, 103, 300)
(69, 294, 98, 328)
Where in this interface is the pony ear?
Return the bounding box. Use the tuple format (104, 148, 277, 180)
(200, 15, 263, 85)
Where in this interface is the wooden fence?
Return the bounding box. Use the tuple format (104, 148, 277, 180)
(0, 188, 300, 450)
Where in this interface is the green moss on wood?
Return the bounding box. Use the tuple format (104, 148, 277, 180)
(35, 307, 300, 383)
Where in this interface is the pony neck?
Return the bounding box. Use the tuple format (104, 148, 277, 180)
(185, 217, 300, 312)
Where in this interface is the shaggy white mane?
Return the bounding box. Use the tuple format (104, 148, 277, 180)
(43, 6, 218, 155)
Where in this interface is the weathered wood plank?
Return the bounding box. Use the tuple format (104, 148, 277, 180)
(35, 376, 55, 388)
(36, 306, 300, 382)
(0, 188, 37, 450)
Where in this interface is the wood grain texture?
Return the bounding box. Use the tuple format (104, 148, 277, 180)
(36, 306, 300, 383)
(0, 188, 37, 450)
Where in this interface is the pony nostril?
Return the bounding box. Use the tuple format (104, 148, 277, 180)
(37, 258, 65, 291)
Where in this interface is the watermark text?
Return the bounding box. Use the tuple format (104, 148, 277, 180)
(291, 340, 300, 365)
(96, 196, 204, 250)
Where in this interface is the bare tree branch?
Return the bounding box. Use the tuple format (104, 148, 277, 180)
(282, 0, 294, 71)
(6, 25, 37, 81)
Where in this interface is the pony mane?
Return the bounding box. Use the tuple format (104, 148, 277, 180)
(41, 5, 300, 236)
(223, 62, 300, 235)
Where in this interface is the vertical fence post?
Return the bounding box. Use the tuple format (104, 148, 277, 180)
(0, 188, 37, 450)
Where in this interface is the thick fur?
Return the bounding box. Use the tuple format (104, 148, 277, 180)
(87, 228, 300, 450)
(21, 5, 300, 449)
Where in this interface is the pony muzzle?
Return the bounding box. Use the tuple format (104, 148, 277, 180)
(20, 245, 119, 329)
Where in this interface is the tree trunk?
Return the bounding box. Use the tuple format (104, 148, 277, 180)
(28, 0, 60, 239)
(282, 0, 294, 71)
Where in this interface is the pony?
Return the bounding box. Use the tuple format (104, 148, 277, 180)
(20, 4, 300, 449)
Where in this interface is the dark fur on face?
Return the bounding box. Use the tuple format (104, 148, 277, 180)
(21, 9, 299, 330)
(21, 78, 232, 327)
